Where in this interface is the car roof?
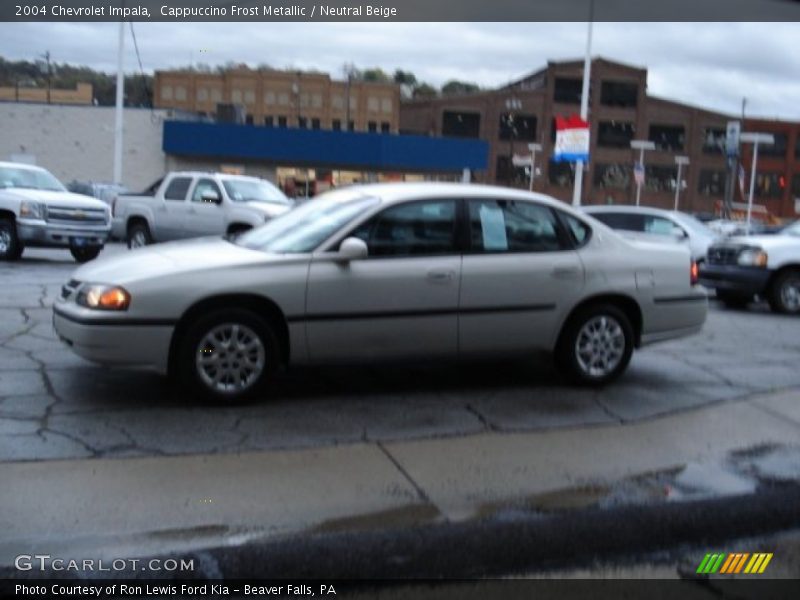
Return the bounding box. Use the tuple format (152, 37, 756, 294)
(168, 171, 266, 182)
(0, 161, 47, 172)
(583, 204, 677, 217)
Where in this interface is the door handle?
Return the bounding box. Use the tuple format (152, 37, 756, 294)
(427, 269, 455, 282)
(551, 267, 580, 279)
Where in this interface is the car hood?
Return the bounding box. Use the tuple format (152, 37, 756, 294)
(4, 188, 109, 210)
(71, 237, 289, 285)
(723, 233, 800, 250)
(245, 201, 292, 218)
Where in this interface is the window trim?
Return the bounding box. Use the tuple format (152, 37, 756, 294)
(163, 177, 193, 202)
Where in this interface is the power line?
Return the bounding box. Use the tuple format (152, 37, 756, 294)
(128, 21, 152, 109)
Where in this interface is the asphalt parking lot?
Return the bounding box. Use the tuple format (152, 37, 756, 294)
(1, 243, 800, 463)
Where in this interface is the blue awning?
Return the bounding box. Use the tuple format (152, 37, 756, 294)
(163, 120, 488, 172)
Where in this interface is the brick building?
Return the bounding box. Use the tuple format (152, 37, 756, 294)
(400, 57, 800, 219)
(0, 82, 92, 105)
(154, 67, 400, 134)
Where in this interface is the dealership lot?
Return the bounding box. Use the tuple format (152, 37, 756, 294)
(1, 244, 799, 463)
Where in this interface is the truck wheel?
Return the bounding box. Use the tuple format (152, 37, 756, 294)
(178, 308, 279, 404)
(556, 304, 634, 386)
(70, 246, 102, 263)
(768, 269, 800, 314)
(127, 222, 152, 249)
(0, 219, 23, 261)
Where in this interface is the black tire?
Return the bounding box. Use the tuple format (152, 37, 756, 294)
(177, 308, 279, 404)
(556, 303, 635, 386)
(226, 224, 252, 239)
(767, 269, 800, 315)
(0, 219, 23, 261)
(70, 246, 102, 263)
(127, 221, 153, 249)
(716, 290, 752, 308)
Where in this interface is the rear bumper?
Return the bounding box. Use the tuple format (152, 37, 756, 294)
(698, 263, 771, 296)
(640, 289, 708, 346)
(17, 219, 110, 248)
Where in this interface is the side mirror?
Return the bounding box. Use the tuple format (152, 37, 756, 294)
(671, 226, 688, 240)
(336, 237, 368, 262)
(201, 190, 222, 204)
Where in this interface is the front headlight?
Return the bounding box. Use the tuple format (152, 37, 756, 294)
(737, 248, 768, 267)
(76, 284, 131, 311)
(19, 201, 46, 220)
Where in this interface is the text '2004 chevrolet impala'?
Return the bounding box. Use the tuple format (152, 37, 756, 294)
(53, 184, 708, 402)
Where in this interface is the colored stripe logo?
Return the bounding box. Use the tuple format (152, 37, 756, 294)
(696, 552, 773, 574)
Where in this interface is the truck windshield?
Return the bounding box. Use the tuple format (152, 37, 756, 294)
(223, 179, 290, 205)
(0, 166, 66, 192)
(235, 192, 379, 254)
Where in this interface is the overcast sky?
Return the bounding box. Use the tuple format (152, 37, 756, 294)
(1, 21, 798, 120)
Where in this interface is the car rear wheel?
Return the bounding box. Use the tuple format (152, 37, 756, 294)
(556, 304, 634, 385)
(716, 290, 752, 308)
(768, 269, 800, 314)
(0, 219, 23, 261)
(70, 246, 102, 263)
(178, 308, 279, 403)
(127, 222, 152, 249)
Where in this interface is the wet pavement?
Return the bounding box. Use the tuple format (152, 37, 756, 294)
(2, 244, 800, 463)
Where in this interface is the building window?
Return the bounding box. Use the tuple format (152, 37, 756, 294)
(298, 117, 308, 129)
(332, 119, 342, 131)
(264, 116, 274, 127)
(702, 127, 726, 154)
(278, 116, 288, 128)
(245, 114, 254, 125)
(332, 95, 345, 110)
(368, 121, 378, 133)
(496, 156, 528, 186)
(210, 89, 223, 103)
(311, 93, 323, 109)
(174, 86, 187, 101)
(264, 91, 276, 105)
(442, 111, 481, 138)
(598, 121, 635, 148)
(381, 122, 390, 133)
(299, 93, 310, 108)
(645, 165, 678, 193)
(196, 88, 209, 102)
(367, 96, 380, 112)
(593, 163, 631, 189)
(498, 113, 537, 141)
(553, 77, 582, 104)
(381, 98, 393, 113)
(349, 96, 358, 110)
(795, 136, 800, 159)
(792, 173, 800, 195)
(698, 170, 726, 196)
(758, 133, 787, 158)
(754, 172, 785, 198)
(277, 92, 290, 106)
(244, 90, 256, 105)
(549, 161, 575, 187)
(231, 89, 243, 103)
(648, 124, 685, 152)
(312, 118, 321, 130)
(348, 120, 355, 131)
(160, 85, 173, 101)
(600, 81, 638, 108)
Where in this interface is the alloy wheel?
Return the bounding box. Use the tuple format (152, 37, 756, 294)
(575, 315, 626, 378)
(195, 323, 266, 395)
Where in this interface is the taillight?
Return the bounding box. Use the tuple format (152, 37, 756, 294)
(690, 261, 699, 286)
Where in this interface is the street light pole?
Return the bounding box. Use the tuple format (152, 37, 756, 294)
(673, 155, 689, 211)
(113, 22, 124, 185)
(740, 132, 775, 234)
(528, 143, 542, 191)
(572, 0, 594, 207)
(630, 140, 655, 206)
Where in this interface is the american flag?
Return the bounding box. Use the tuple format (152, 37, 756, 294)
(738, 163, 746, 199)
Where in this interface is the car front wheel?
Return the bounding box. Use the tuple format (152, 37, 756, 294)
(556, 304, 634, 385)
(768, 269, 800, 314)
(0, 219, 23, 261)
(70, 246, 102, 263)
(127, 222, 152, 249)
(178, 308, 279, 403)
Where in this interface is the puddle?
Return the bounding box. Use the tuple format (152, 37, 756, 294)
(312, 503, 441, 533)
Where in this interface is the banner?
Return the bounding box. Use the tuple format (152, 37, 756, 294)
(553, 115, 589, 163)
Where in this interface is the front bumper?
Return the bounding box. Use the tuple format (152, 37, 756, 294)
(53, 303, 174, 373)
(17, 219, 110, 248)
(698, 263, 771, 296)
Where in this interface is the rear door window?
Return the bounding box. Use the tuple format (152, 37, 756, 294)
(163, 177, 192, 201)
(467, 199, 566, 253)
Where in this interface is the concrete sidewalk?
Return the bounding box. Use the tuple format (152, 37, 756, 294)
(1, 387, 799, 568)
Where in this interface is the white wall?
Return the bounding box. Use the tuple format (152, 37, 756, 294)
(0, 103, 168, 191)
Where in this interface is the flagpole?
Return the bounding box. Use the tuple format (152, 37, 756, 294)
(572, 0, 593, 207)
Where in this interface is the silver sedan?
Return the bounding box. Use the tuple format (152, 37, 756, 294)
(53, 183, 708, 402)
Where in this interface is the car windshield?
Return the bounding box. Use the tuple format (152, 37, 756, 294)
(222, 179, 290, 205)
(0, 166, 66, 192)
(235, 190, 379, 253)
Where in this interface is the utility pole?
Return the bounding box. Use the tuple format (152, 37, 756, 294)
(572, 0, 594, 206)
(113, 22, 125, 185)
(41, 51, 51, 104)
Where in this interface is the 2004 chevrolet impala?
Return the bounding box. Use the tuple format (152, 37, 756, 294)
(53, 183, 708, 401)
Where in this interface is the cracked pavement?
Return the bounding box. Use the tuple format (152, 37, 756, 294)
(2, 244, 800, 463)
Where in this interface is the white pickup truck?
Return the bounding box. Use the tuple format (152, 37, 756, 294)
(112, 171, 293, 248)
(0, 161, 111, 262)
(699, 220, 800, 313)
